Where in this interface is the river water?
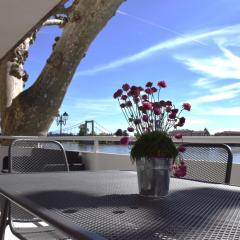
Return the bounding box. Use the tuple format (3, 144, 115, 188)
(62, 142, 240, 163)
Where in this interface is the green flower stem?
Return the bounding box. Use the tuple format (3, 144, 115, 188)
(157, 88, 161, 102)
(123, 97, 143, 135)
(118, 98, 133, 128)
(160, 108, 167, 132)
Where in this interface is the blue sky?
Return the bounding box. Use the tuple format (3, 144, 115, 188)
(25, 0, 240, 135)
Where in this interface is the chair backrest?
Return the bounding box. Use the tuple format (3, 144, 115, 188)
(8, 139, 69, 224)
(9, 139, 69, 173)
(176, 143, 232, 184)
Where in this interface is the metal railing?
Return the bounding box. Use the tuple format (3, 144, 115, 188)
(1, 135, 240, 152)
(1, 135, 240, 185)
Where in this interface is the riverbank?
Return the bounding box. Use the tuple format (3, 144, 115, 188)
(62, 142, 240, 163)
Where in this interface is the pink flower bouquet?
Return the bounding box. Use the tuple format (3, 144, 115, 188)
(113, 80, 191, 178)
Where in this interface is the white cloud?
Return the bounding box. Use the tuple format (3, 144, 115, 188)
(185, 118, 209, 126)
(210, 82, 240, 93)
(61, 98, 123, 122)
(77, 24, 240, 76)
(205, 107, 240, 116)
(63, 98, 117, 112)
(176, 47, 240, 79)
(193, 78, 215, 89)
(188, 90, 240, 105)
(215, 35, 240, 48)
(50, 98, 124, 133)
(178, 117, 209, 131)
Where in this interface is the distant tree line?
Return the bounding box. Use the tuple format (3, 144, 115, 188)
(114, 129, 129, 136)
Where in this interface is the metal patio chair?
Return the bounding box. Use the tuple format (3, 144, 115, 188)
(8, 139, 70, 240)
(176, 143, 233, 184)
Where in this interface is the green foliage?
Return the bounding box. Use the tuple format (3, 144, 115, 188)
(115, 129, 123, 136)
(130, 131, 178, 161)
(115, 129, 129, 136)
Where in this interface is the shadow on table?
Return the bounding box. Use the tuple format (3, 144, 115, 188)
(22, 187, 240, 239)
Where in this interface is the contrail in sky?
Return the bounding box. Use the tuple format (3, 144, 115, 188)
(117, 10, 207, 46)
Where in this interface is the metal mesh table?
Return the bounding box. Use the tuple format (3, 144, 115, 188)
(1, 171, 240, 240)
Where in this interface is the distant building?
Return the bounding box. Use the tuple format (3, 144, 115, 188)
(98, 132, 113, 136)
(214, 131, 240, 136)
(170, 128, 210, 136)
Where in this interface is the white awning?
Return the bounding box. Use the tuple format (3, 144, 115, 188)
(0, 0, 62, 61)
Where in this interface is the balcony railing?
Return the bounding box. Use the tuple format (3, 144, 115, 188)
(0, 135, 240, 185)
(1, 135, 240, 152)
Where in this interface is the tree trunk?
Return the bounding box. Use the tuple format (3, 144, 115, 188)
(0, 59, 24, 119)
(1, 0, 125, 136)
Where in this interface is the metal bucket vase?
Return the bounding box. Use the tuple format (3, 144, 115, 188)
(136, 157, 171, 198)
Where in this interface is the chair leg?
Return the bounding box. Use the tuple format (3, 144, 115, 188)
(0, 198, 9, 240)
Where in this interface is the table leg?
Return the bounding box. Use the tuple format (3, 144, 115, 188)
(0, 198, 9, 240)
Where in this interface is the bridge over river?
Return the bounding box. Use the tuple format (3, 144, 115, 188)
(49, 120, 113, 136)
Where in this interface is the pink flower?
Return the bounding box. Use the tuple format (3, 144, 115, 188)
(126, 101, 132, 107)
(139, 106, 147, 114)
(132, 89, 140, 97)
(172, 161, 187, 178)
(165, 100, 172, 106)
(131, 85, 138, 91)
(146, 82, 153, 87)
(177, 145, 186, 153)
(177, 117, 186, 127)
(173, 168, 182, 178)
(113, 92, 119, 99)
(134, 118, 141, 125)
(168, 112, 176, 119)
(127, 127, 134, 132)
(152, 102, 160, 108)
(151, 87, 157, 93)
(117, 89, 123, 96)
(166, 106, 172, 112)
(183, 103, 191, 111)
(142, 102, 153, 110)
(174, 133, 183, 139)
(120, 136, 129, 145)
(145, 88, 153, 94)
(133, 97, 140, 103)
(127, 91, 133, 97)
(171, 108, 179, 114)
(179, 161, 187, 170)
(142, 115, 149, 122)
(113, 89, 123, 98)
(122, 83, 130, 91)
(121, 95, 128, 100)
(179, 162, 187, 177)
(120, 103, 126, 108)
(173, 168, 186, 178)
(179, 117, 185, 124)
(157, 80, 167, 88)
(172, 163, 177, 170)
(153, 108, 161, 115)
(142, 94, 148, 100)
(159, 100, 166, 107)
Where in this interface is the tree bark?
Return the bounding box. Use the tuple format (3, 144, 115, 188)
(0, 59, 24, 120)
(1, 0, 125, 136)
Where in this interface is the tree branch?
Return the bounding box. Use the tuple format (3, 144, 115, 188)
(43, 18, 66, 26)
(3, 0, 126, 136)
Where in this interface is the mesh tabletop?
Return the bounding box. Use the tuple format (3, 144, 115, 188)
(0, 171, 240, 240)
